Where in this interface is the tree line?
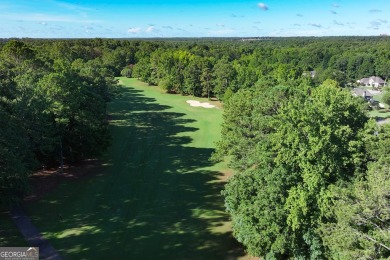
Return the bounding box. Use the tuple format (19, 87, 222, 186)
(0, 39, 118, 206)
(129, 37, 390, 100)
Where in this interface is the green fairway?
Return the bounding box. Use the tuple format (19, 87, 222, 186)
(23, 78, 244, 259)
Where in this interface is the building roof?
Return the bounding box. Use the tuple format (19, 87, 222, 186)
(357, 77, 369, 84)
(352, 88, 373, 98)
(357, 76, 386, 84)
(369, 76, 386, 84)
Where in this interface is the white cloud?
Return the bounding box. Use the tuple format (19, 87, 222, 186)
(258, 3, 269, 11)
(146, 26, 154, 32)
(127, 27, 141, 34)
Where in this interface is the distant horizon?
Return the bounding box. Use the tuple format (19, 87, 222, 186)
(1, 35, 389, 40)
(1, 0, 389, 38)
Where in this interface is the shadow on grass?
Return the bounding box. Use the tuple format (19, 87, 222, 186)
(26, 84, 244, 259)
(0, 211, 27, 247)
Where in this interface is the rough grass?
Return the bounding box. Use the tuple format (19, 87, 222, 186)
(0, 211, 26, 247)
(22, 78, 245, 259)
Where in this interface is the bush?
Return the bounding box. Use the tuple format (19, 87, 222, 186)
(121, 65, 133, 78)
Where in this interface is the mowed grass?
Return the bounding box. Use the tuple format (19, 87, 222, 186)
(369, 92, 390, 120)
(23, 78, 244, 259)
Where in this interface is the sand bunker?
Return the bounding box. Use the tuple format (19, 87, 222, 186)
(186, 100, 215, 108)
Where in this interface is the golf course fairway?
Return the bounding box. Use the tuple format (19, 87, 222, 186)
(23, 78, 245, 259)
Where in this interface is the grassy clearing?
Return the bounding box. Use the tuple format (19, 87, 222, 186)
(22, 78, 244, 259)
(368, 109, 390, 120)
(369, 93, 390, 120)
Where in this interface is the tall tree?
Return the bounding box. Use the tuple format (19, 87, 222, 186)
(184, 57, 202, 96)
(213, 56, 235, 100)
(200, 58, 214, 99)
(321, 124, 390, 259)
(215, 80, 370, 258)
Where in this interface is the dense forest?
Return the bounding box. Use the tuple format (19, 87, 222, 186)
(1, 37, 389, 259)
(128, 37, 390, 97)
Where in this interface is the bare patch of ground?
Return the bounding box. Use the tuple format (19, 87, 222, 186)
(25, 159, 103, 202)
(219, 169, 234, 182)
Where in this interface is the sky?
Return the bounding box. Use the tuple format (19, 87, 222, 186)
(0, 0, 390, 38)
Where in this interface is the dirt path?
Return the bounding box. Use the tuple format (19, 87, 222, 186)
(10, 206, 62, 260)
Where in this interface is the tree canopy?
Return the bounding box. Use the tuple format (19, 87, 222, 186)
(0, 40, 115, 206)
(214, 79, 389, 258)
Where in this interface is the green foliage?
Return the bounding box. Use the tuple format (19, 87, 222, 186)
(222, 88, 234, 102)
(132, 57, 151, 83)
(223, 166, 292, 258)
(216, 80, 371, 258)
(213, 56, 235, 100)
(212, 85, 288, 171)
(128, 37, 390, 99)
(184, 57, 202, 96)
(275, 81, 368, 231)
(382, 87, 390, 106)
(159, 77, 174, 93)
(330, 172, 389, 258)
(0, 39, 114, 205)
(0, 107, 30, 206)
(321, 135, 390, 259)
(121, 65, 133, 78)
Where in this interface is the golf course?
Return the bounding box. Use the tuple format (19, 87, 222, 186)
(8, 78, 244, 259)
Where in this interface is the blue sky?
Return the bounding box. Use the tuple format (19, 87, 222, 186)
(1, 0, 389, 38)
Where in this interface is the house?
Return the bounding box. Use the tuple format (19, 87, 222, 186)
(352, 88, 373, 101)
(357, 76, 387, 88)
